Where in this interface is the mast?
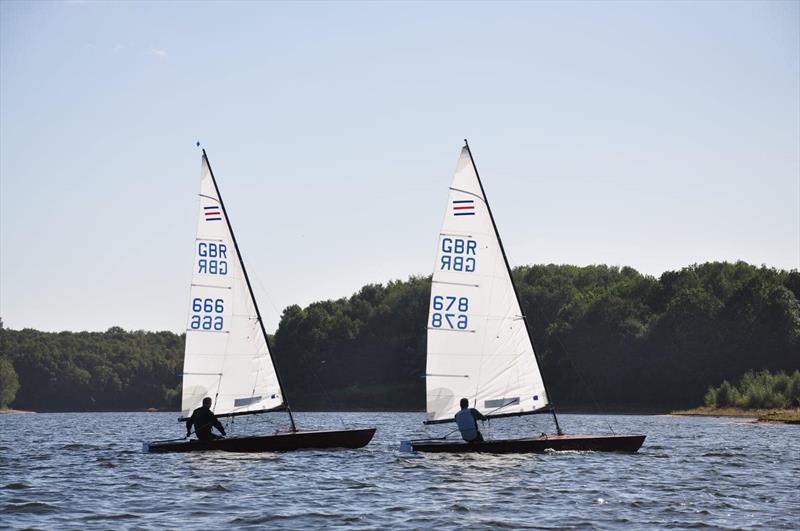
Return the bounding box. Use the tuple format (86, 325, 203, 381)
(462, 139, 563, 436)
(201, 149, 298, 432)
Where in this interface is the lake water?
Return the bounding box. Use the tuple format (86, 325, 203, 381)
(1, 411, 797, 529)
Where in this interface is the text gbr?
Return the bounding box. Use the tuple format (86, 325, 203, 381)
(197, 242, 228, 275)
(440, 237, 477, 272)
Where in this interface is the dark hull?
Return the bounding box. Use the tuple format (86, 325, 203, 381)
(145, 428, 376, 454)
(403, 433, 645, 454)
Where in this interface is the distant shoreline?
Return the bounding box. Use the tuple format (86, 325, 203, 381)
(0, 406, 674, 415)
(19, 405, 800, 419)
(670, 407, 800, 425)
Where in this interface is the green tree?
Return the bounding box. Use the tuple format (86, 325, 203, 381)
(1, 261, 797, 413)
(0, 358, 20, 408)
(705, 370, 800, 409)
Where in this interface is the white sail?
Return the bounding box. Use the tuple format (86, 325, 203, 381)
(425, 146, 548, 423)
(180, 155, 284, 419)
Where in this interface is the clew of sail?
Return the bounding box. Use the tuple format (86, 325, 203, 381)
(425, 146, 548, 423)
(180, 155, 283, 419)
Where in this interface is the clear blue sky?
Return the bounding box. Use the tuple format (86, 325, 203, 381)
(1, 0, 798, 333)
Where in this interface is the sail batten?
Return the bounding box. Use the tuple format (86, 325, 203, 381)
(180, 154, 285, 420)
(423, 406, 552, 425)
(178, 404, 288, 422)
(425, 145, 549, 424)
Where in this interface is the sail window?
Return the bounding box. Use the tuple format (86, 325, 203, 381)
(234, 396, 262, 407)
(484, 397, 520, 409)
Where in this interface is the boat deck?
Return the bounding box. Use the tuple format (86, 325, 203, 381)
(145, 427, 376, 454)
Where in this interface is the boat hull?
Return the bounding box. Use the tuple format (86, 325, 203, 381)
(403, 433, 645, 454)
(145, 427, 376, 454)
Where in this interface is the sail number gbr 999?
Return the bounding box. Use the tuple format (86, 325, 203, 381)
(190, 298, 225, 331)
(431, 295, 469, 330)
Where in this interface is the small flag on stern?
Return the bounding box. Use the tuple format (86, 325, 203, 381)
(204, 205, 222, 221)
(452, 199, 475, 216)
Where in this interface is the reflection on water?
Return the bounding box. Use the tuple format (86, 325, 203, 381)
(1, 411, 798, 529)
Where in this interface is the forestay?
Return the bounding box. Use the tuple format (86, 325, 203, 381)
(180, 155, 283, 419)
(425, 146, 548, 423)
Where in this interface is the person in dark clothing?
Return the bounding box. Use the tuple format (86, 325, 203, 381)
(186, 397, 226, 440)
(454, 397, 487, 443)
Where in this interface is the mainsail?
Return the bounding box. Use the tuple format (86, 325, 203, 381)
(180, 153, 284, 419)
(425, 144, 549, 423)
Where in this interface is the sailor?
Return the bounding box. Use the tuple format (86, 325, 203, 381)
(186, 397, 226, 440)
(454, 397, 487, 443)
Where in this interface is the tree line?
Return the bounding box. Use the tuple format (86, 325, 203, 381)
(704, 370, 800, 409)
(0, 322, 183, 410)
(1, 261, 798, 412)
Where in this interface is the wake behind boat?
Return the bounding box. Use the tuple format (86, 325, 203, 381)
(144, 150, 375, 454)
(401, 141, 645, 454)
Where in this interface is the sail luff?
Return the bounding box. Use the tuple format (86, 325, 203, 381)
(462, 140, 562, 435)
(200, 150, 297, 432)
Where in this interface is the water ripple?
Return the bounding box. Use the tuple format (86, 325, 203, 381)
(1, 483, 30, 490)
(0, 412, 798, 530)
(2, 501, 58, 514)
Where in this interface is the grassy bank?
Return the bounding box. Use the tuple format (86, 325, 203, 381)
(671, 406, 800, 424)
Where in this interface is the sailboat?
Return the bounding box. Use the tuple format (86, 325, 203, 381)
(145, 150, 375, 453)
(401, 141, 645, 454)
